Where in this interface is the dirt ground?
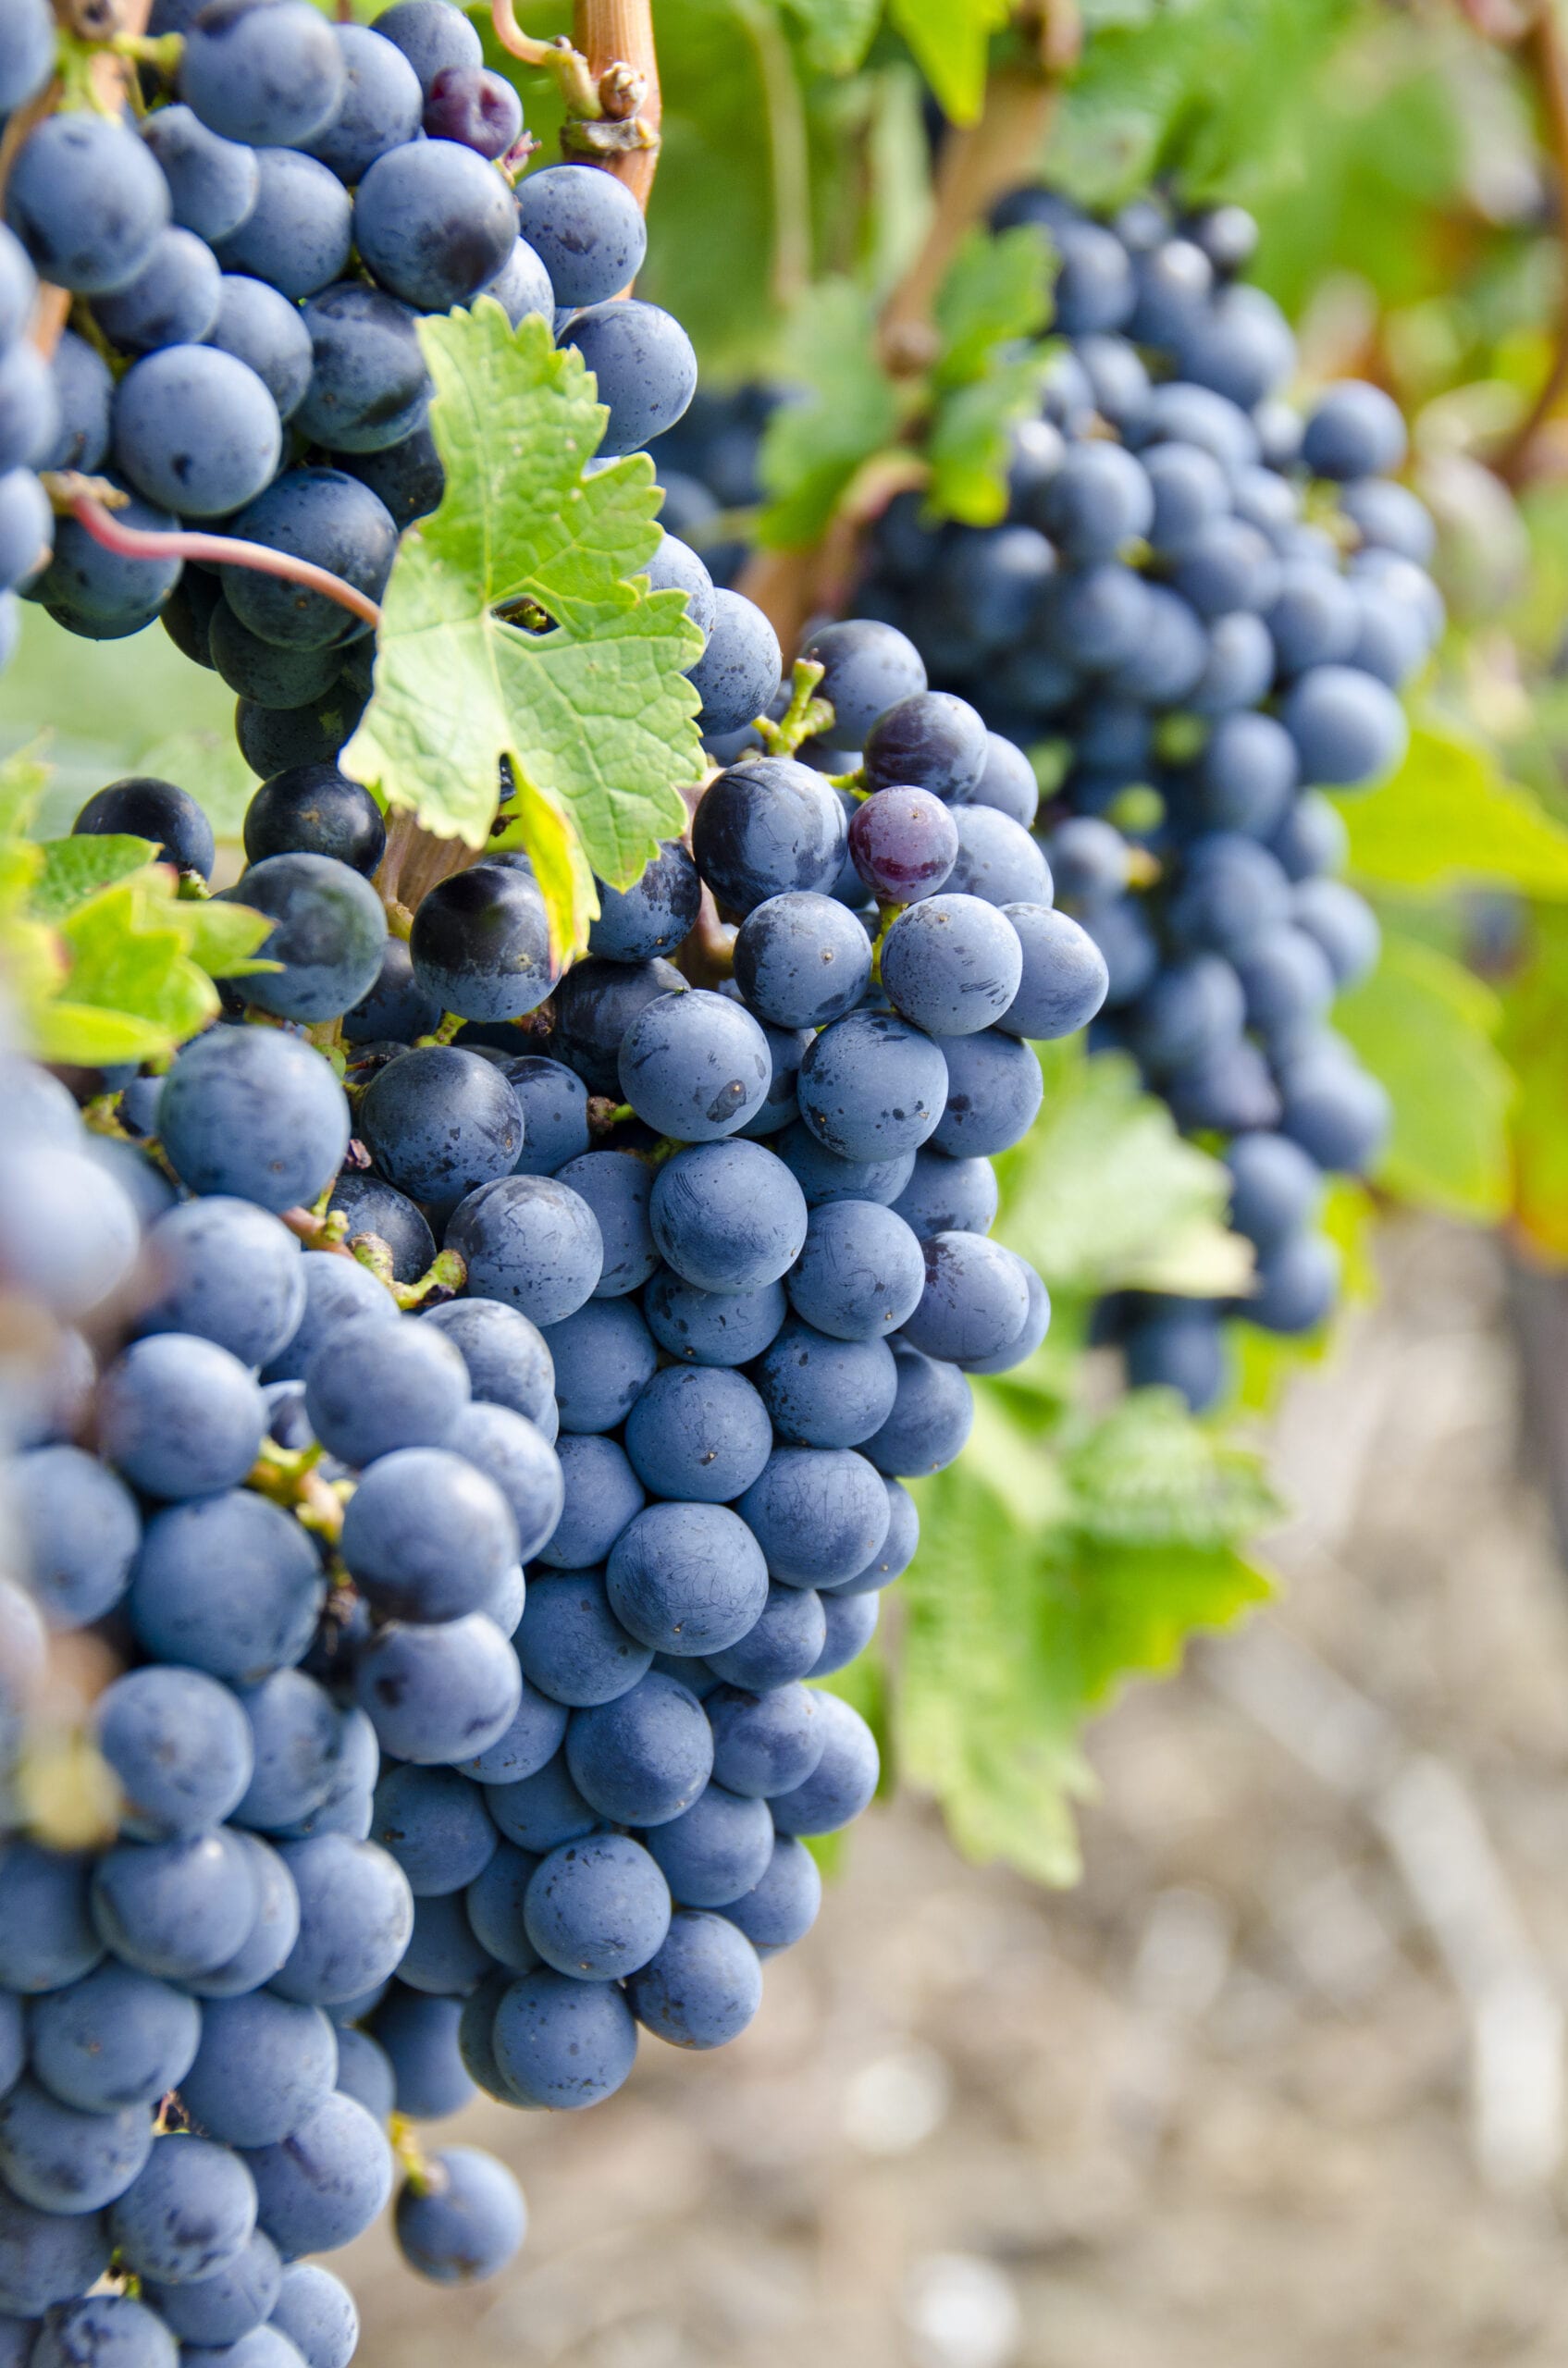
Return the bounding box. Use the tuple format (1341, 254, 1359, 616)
(342, 1218, 1568, 2368)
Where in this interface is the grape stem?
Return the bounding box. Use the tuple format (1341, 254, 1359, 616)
(1496, 1, 1568, 484)
(490, 0, 661, 201)
(751, 658, 835, 759)
(66, 489, 384, 627)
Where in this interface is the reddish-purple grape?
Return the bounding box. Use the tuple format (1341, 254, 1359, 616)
(421, 68, 524, 160)
(847, 788, 959, 906)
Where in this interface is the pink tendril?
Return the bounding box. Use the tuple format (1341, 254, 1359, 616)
(69, 495, 383, 630)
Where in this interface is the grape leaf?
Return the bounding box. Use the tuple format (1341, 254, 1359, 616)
(757, 279, 902, 549)
(931, 225, 1054, 392)
(1499, 904, 1568, 1263)
(886, 0, 1009, 125)
(1059, 1389, 1282, 1550)
(1333, 927, 1514, 1222)
(29, 835, 159, 922)
(343, 303, 705, 964)
(994, 1040, 1254, 1299)
(1338, 719, 1568, 898)
(780, 0, 883, 74)
(925, 354, 1051, 525)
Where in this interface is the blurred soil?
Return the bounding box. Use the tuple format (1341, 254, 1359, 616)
(343, 1218, 1568, 2368)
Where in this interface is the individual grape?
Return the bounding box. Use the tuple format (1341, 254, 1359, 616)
(30, 2295, 175, 2368)
(184, 2330, 305, 2368)
(6, 115, 169, 295)
(860, 690, 987, 800)
(588, 839, 700, 964)
(0, 2078, 151, 2214)
(704, 1582, 826, 1689)
(231, 1669, 349, 1834)
(145, 2232, 282, 2347)
(648, 1139, 808, 1293)
(902, 1233, 1033, 1364)
(268, 2265, 358, 2368)
(737, 1447, 890, 1588)
(960, 1260, 1051, 1375)
(90, 1829, 260, 1984)
(1292, 877, 1380, 986)
(796, 1010, 946, 1163)
(565, 1669, 716, 1824)
(625, 1911, 761, 2050)
(810, 1589, 879, 1679)
(180, 0, 345, 145)
(366, 1989, 473, 2117)
(879, 894, 1022, 1037)
(206, 274, 315, 420)
(562, 299, 697, 455)
(605, 1501, 770, 1656)
(1280, 663, 1409, 787)
(490, 1968, 636, 2109)
(513, 164, 648, 306)
(686, 589, 782, 736)
(28, 1966, 197, 2117)
(358, 1045, 524, 1207)
(141, 105, 258, 246)
(446, 1399, 563, 1562)
(268, 1833, 414, 2007)
(642, 1783, 772, 1909)
(785, 1198, 924, 1342)
(773, 1121, 913, 1211)
(522, 1836, 671, 1980)
(720, 1833, 821, 1956)
(242, 2090, 390, 2257)
(158, 1022, 349, 1212)
(732, 894, 874, 1030)
(14, 1447, 141, 1632)
(539, 1299, 656, 1435)
(0, 1846, 103, 1997)
(479, 235, 554, 327)
(37, 481, 179, 635)
(0, 340, 56, 492)
(352, 1611, 522, 1766)
(623, 1364, 772, 1502)
(615, 987, 766, 1140)
(373, 0, 481, 88)
(0, 0, 53, 112)
(0, 1139, 138, 1324)
(235, 685, 368, 783)
(222, 467, 395, 648)
(446, 1175, 604, 1322)
(130, 1488, 326, 1686)
(0, 2185, 109, 2318)
(768, 1690, 879, 1836)
(1248, 1230, 1339, 1333)
(552, 954, 686, 1092)
(463, 1844, 543, 1972)
(848, 783, 965, 918)
(1122, 1299, 1225, 1410)
(410, 862, 555, 1022)
(73, 774, 212, 879)
(302, 1314, 469, 1466)
(1300, 379, 1406, 479)
(352, 138, 515, 311)
(641, 531, 715, 643)
(94, 226, 222, 358)
(41, 329, 113, 475)
(340, 1445, 518, 1622)
(692, 758, 847, 916)
(293, 281, 429, 458)
(261, 1251, 395, 1387)
(422, 65, 522, 157)
(707, 1681, 824, 1800)
(1339, 475, 1435, 563)
(796, 617, 926, 744)
(1237, 926, 1336, 1050)
(93, 1665, 253, 1837)
(179, 1993, 337, 2152)
(532, 1433, 644, 1567)
(324, 1177, 432, 1284)
(643, 1269, 787, 1367)
(230, 852, 388, 1022)
(369, 1766, 496, 1899)
(1276, 1038, 1390, 1174)
(98, 1333, 266, 1501)
(752, 1319, 897, 1450)
(863, 1341, 971, 1476)
(305, 23, 424, 181)
(483, 1756, 596, 1855)
(515, 1568, 649, 1708)
(1226, 1131, 1322, 1252)
(891, 1150, 998, 1240)
(543, 1152, 652, 1299)
(212, 148, 352, 301)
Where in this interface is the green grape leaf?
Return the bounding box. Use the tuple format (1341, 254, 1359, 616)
(57, 882, 216, 1048)
(994, 1040, 1254, 1299)
(1060, 1390, 1282, 1550)
(1337, 719, 1568, 898)
(343, 303, 704, 964)
(897, 1392, 1271, 1886)
(781, 0, 883, 74)
(29, 836, 159, 922)
(172, 897, 278, 980)
(1499, 904, 1568, 1263)
(886, 0, 1008, 125)
(756, 278, 902, 549)
(932, 225, 1054, 391)
(925, 353, 1051, 526)
(1333, 927, 1514, 1222)
(31, 1002, 176, 1067)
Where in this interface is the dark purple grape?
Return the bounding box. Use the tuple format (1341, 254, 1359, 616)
(847, 789, 958, 906)
(421, 68, 523, 160)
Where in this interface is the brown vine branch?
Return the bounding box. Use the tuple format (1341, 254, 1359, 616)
(571, 0, 660, 207)
(1496, 2, 1568, 485)
(68, 491, 383, 624)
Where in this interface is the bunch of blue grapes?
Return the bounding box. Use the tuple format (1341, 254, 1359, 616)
(656, 191, 1438, 1411)
(2, 563, 1108, 2335)
(0, 0, 730, 780)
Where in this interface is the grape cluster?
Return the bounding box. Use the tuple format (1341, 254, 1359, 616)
(0, 0, 727, 779)
(2, 569, 1107, 2335)
(658, 192, 1438, 1409)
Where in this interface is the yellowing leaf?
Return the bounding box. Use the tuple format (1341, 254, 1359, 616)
(344, 303, 704, 964)
(1339, 719, 1568, 898)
